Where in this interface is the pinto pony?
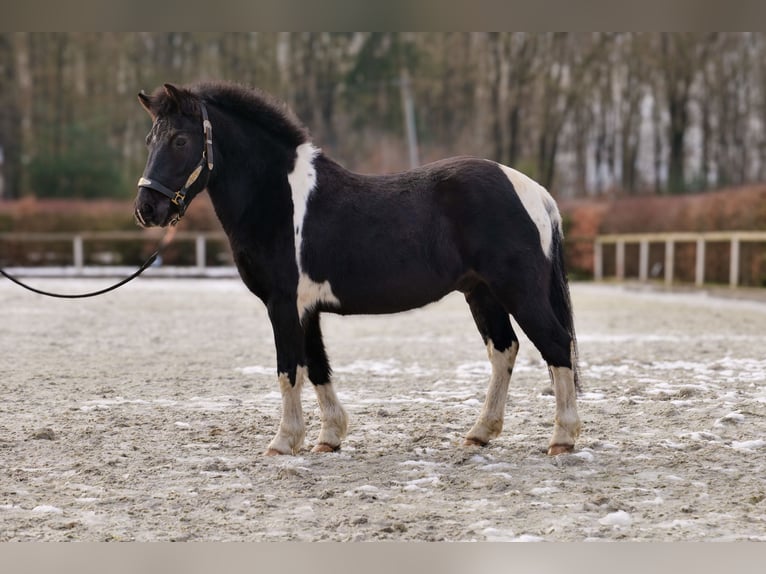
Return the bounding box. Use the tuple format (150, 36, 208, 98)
(134, 82, 581, 456)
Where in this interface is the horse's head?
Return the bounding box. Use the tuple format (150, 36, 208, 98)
(135, 83, 213, 227)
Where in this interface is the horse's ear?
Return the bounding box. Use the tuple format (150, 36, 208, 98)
(163, 83, 184, 106)
(138, 91, 154, 118)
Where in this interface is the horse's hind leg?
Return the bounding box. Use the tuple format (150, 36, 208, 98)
(464, 283, 519, 447)
(304, 313, 348, 452)
(490, 275, 581, 455)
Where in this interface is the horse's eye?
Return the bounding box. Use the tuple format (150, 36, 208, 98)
(174, 136, 188, 148)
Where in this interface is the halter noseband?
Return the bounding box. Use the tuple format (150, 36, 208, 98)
(138, 102, 214, 218)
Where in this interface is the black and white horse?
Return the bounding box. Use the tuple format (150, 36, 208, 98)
(134, 82, 581, 456)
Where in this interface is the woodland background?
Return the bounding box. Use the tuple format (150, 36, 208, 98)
(3, 32, 766, 198)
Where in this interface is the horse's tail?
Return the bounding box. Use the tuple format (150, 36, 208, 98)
(547, 206, 580, 390)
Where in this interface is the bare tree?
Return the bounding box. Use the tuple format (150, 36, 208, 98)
(536, 33, 610, 190)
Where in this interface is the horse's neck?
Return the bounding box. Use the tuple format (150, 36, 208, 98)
(205, 135, 296, 240)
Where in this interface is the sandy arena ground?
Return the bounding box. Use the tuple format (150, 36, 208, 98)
(1, 278, 765, 541)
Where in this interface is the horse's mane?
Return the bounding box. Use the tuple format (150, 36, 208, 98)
(151, 81, 309, 149)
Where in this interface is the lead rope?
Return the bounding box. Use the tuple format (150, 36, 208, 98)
(0, 231, 172, 299)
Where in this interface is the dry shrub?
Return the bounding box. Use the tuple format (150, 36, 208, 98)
(560, 185, 766, 283)
(0, 194, 220, 233)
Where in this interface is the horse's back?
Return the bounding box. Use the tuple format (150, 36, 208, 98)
(424, 156, 559, 265)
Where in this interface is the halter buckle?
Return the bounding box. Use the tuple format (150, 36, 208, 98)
(172, 190, 186, 207)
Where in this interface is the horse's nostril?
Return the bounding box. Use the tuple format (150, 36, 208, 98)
(141, 202, 154, 215)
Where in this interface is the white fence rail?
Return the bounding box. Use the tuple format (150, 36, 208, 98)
(0, 230, 234, 276)
(594, 231, 766, 288)
(4, 230, 765, 287)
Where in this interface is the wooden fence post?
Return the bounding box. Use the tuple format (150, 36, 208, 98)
(616, 240, 626, 281)
(695, 237, 705, 287)
(195, 235, 206, 271)
(664, 239, 674, 285)
(730, 236, 740, 288)
(594, 240, 603, 281)
(639, 240, 649, 282)
(73, 235, 84, 271)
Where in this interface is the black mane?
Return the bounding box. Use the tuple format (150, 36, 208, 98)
(192, 81, 309, 149)
(148, 81, 309, 149)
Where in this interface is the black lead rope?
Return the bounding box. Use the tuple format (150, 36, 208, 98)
(2, 101, 213, 300)
(0, 238, 167, 299)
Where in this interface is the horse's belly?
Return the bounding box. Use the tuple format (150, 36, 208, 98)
(330, 272, 456, 315)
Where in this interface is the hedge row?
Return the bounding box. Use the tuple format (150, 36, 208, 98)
(561, 185, 766, 285)
(2, 186, 765, 284)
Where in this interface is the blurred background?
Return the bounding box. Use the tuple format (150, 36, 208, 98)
(0, 33, 764, 284)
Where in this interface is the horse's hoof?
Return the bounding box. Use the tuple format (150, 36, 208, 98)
(311, 442, 340, 453)
(463, 437, 488, 447)
(547, 444, 574, 456)
(264, 448, 289, 456)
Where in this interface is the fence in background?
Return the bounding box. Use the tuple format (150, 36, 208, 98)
(0, 230, 235, 277)
(594, 231, 766, 288)
(3, 230, 766, 287)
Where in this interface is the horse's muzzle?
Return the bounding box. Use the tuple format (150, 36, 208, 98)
(135, 186, 174, 228)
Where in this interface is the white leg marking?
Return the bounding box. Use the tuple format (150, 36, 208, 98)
(549, 366, 581, 450)
(498, 164, 561, 259)
(312, 383, 349, 452)
(466, 341, 519, 445)
(266, 367, 306, 455)
(288, 142, 340, 319)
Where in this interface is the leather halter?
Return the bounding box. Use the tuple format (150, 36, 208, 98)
(138, 102, 214, 218)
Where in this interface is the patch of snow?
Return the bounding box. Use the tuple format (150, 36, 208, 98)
(32, 505, 63, 514)
(599, 510, 632, 527)
(455, 362, 491, 379)
(530, 486, 559, 496)
(714, 412, 745, 427)
(680, 431, 722, 442)
(572, 450, 595, 462)
(469, 454, 489, 464)
(238, 365, 276, 376)
(356, 485, 380, 493)
(482, 527, 516, 541)
(479, 462, 514, 472)
(399, 460, 443, 468)
(658, 519, 695, 529)
(732, 439, 766, 451)
(402, 476, 440, 491)
(511, 534, 545, 542)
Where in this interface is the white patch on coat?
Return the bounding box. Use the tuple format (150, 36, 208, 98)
(296, 274, 338, 321)
(288, 142, 340, 318)
(466, 341, 519, 445)
(498, 164, 561, 258)
(266, 367, 306, 455)
(549, 366, 581, 447)
(313, 383, 349, 449)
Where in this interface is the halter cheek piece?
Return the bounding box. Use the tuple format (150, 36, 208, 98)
(138, 102, 214, 218)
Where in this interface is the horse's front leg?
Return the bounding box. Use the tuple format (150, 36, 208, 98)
(303, 312, 348, 453)
(264, 297, 307, 456)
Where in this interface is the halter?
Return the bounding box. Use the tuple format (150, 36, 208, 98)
(138, 102, 214, 218)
